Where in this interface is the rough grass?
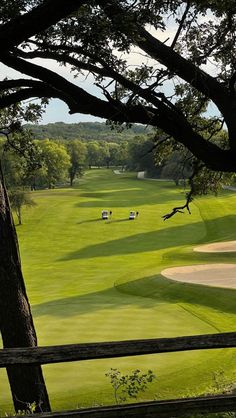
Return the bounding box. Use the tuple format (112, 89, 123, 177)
(1, 169, 236, 414)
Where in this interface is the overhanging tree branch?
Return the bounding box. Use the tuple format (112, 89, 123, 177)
(98, 0, 236, 152)
(162, 162, 204, 221)
(15, 49, 111, 78)
(1, 53, 235, 173)
(0, 79, 49, 91)
(0, 1, 235, 173)
(0, 0, 87, 52)
(98, 0, 231, 115)
(171, 0, 190, 49)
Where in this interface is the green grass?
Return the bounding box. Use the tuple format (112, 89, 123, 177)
(1, 169, 236, 414)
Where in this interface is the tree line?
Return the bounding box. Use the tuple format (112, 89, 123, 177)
(4, 132, 233, 196)
(23, 122, 153, 141)
(1, 135, 158, 191)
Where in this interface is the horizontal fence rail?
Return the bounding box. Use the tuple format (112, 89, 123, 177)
(2, 332, 236, 417)
(6, 395, 236, 418)
(1, 331, 236, 367)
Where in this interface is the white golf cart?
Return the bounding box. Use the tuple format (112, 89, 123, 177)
(102, 210, 109, 220)
(129, 211, 136, 220)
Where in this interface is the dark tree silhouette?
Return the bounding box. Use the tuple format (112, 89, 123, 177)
(0, 164, 50, 413)
(0, 1, 236, 172)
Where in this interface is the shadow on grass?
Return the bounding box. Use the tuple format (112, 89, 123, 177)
(77, 184, 187, 208)
(58, 226, 193, 261)
(77, 218, 102, 224)
(32, 287, 136, 318)
(77, 218, 130, 225)
(116, 275, 236, 312)
(108, 218, 130, 223)
(59, 214, 236, 261)
(32, 274, 236, 319)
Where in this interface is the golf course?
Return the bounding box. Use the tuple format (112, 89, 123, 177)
(1, 169, 236, 414)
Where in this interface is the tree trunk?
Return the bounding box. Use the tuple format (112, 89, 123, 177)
(16, 207, 22, 225)
(70, 175, 74, 187)
(0, 168, 51, 413)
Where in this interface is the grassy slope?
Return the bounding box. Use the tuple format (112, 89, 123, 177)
(1, 170, 236, 413)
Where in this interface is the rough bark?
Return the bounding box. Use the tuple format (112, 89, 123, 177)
(1, 331, 236, 366)
(0, 166, 50, 413)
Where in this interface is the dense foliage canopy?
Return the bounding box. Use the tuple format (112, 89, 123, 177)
(23, 122, 152, 141)
(1, 0, 236, 174)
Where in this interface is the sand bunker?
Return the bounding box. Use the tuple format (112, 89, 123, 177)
(194, 240, 236, 253)
(162, 264, 236, 289)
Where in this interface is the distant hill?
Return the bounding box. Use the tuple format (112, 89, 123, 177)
(23, 122, 153, 141)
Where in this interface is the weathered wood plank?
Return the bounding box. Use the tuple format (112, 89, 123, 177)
(0, 332, 236, 366)
(5, 395, 236, 417)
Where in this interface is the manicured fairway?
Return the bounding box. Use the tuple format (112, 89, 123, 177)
(1, 169, 236, 414)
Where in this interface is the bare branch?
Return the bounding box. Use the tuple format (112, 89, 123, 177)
(0, 79, 47, 91)
(171, 1, 190, 49)
(162, 193, 193, 220)
(15, 49, 110, 78)
(162, 163, 204, 221)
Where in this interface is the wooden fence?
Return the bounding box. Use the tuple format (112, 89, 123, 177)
(1, 331, 236, 417)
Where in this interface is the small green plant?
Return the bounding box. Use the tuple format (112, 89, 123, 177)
(4, 401, 37, 416)
(212, 369, 236, 395)
(105, 368, 156, 404)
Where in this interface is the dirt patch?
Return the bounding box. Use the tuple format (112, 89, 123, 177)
(194, 241, 236, 253)
(162, 264, 236, 289)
